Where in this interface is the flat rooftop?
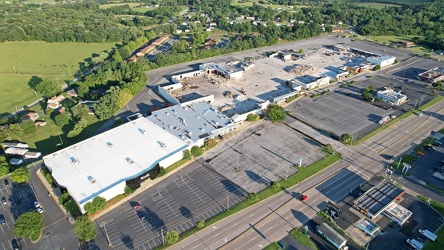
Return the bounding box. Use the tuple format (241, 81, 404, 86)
(170, 47, 368, 116)
(147, 102, 236, 142)
(43, 118, 190, 205)
(384, 202, 412, 223)
(418, 67, 444, 79)
(378, 89, 407, 99)
(353, 180, 405, 216)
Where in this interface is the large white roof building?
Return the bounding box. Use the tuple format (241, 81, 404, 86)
(148, 101, 237, 146)
(43, 118, 190, 213)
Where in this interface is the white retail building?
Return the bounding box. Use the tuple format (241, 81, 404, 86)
(43, 118, 191, 213)
(366, 55, 396, 68)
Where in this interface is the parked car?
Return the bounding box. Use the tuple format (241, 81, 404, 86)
(1, 197, 6, 204)
(11, 239, 20, 250)
(0, 214, 5, 225)
(133, 202, 141, 209)
(34, 201, 40, 208)
(432, 141, 442, 147)
(35, 207, 44, 214)
(425, 145, 436, 151)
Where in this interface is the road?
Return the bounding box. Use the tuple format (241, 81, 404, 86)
(170, 99, 444, 250)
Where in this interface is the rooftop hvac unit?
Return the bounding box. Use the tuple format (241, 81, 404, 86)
(138, 128, 146, 134)
(106, 142, 116, 149)
(70, 157, 79, 166)
(126, 157, 135, 165)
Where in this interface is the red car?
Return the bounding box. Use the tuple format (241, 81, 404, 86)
(133, 202, 141, 209)
(300, 195, 308, 202)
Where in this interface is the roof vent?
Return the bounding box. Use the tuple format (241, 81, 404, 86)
(126, 157, 135, 165)
(165, 112, 169, 115)
(106, 142, 116, 149)
(53, 153, 58, 158)
(158, 141, 167, 148)
(138, 128, 146, 134)
(87, 176, 96, 184)
(70, 157, 79, 166)
(74, 146, 79, 150)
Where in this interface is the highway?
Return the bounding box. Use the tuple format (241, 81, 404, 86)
(169, 99, 444, 250)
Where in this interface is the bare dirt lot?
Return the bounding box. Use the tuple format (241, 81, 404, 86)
(202, 121, 325, 193)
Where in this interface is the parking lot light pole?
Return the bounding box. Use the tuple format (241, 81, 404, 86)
(100, 221, 112, 246)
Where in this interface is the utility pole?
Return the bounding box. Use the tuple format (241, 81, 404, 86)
(227, 195, 229, 211)
(418, 95, 425, 108)
(161, 227, 165, 245)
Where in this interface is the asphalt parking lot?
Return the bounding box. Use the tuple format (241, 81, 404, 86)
(0, 177, 43, 250)
(203, 121, 325, 193)
(287, 88, 393, 138)
(408, 137, 444, 190)
(93, 162, 246, 250)
(368, 194, 444, 250)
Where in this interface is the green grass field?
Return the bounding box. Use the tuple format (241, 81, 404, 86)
(0, 42, 115, 114)
(363, 35, 444, 60)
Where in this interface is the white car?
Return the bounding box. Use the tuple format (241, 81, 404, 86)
(34, 201, 40, 208)
(36, 207, 44, 214)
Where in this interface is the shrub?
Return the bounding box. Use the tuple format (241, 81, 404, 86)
(267, 104, 286, 123)
(183, 149, 191, 160)
(246, 113, 260, 121)
(58, 192, 70, 205)
(373, 65, 381, 71)
(247, 193, 259, 203)
(204, 139, 217, 149)
(340, 134, 352, 145)
(166, 230, 180, 244)
(196, 220, 205, 228)
(83, 197, 106, 215)
(124, 185, 134, 195)
(191, 146, 203, 157)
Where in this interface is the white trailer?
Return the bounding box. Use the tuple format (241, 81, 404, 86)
(407, 239, 424, 250)
(419, 229, 437, 241)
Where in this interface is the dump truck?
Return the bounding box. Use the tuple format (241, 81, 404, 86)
(407, 239, 424, 250)
(419, 229, 437, 241)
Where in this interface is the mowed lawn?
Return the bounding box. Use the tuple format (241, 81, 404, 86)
(0, 41, 115, 114)
(0, 41, 116, 75)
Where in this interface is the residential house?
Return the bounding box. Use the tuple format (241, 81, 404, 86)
(21, 112, 39, 122)
(67, 88, 78, 97)
(332, 26, 344, 33)
(204, 38, 216, 46)
(47, 95, 66, 109)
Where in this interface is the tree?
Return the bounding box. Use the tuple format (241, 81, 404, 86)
(165, 230, 179, 244)
(35, 78, 60, 97)
(196, 220, 205, 228)
(83, 196, 106, 215)
(183, 149, 191, 160)
(340, 134, 352, 145)
(362, 91, 373, 101)
(267, 104, 286, 123)
(373, 65, 381, 71)
(10, 167, 30, 183)
(58, 192, 70, 205)
(54, 113, 71, 128)
(270, 181, 281, 191)
(74, 216, 97, 242)
(13, 212, 44, 241)
(112, 50, 123, 62)
(67, 118, 88, 138)
(118, 88, 133, 108)
(190, 146, 203, 157)
(324, 144, 334, 154)
(21, 120, 36, 135)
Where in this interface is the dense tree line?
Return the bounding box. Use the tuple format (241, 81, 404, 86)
(0, 2, 144, 43)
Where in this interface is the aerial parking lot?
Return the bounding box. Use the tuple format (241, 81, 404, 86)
(94, 162, 246, 250)
(203, 121, 325, 193)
